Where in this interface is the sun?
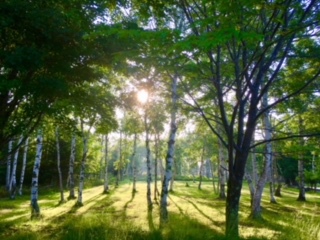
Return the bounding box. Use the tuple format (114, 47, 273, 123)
(137, 89, 149, 104)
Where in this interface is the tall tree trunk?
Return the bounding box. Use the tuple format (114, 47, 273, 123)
(159, 157, 165, 182)
(251, 91, 275, 219)
(77, 133, 88, 206)
(132, 133, 137, 193)
(269, 152, 276, 203)
(116, 129, 122, 187)
(68, 135, 76, 199)
(104, 134, 110, 193)
(160, 74, 178, 224)
(55, 127, 65, 203)
(198, 145, 205, 190)
(297, 116, 306, 201)
(211, 159, 217, 193)
(218, 136, 226, 199)
(19, 137, 29, 195)
(100, 136, 104, 180)
(144, 111, 153, 210)
(274, 158, 282, 197)
(6, 140, 13, 191)
(154, 134, 159, 201)
(225, 167, 243, 238)
(31, 131, 43, 218)
(9, 136, 23, 199)
(169, 161, 175, 192)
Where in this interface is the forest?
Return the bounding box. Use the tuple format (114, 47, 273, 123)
(0, 0, 320, 239)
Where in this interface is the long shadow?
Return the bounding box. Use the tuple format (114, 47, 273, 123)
(181, 196, 224, 227)
(168, 195, 185, 216)
(123, 190, 136, 213)
(164, 212, 226, 240)
(169, 193, 223, 224)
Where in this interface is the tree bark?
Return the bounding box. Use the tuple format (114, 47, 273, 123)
(144, 111, 153, 210)
(104, 134, 110, 193)
(226, 173, 243, 238)
(297, 116, 306, 201)
(160, 74, 178, 225)
(9, 136, 23, 199)
(274, 158, 282, 197)
(55, 127, 65, 203)
(100, 136, 104, 180)
(218, 137, 226, 199)
(154, 134, 159, 201)
(68, 135, 76, 199)
(31, 131, 43, 218)
(6, 140, 13, 191)
(198, 144, 205, 190)
(19, 137, 29, 195)
(251, 91, 275, 218)
(211, 159, 217, 193)
(169, 161, 175, 192)
(77, 132, 88, 206)
(77, 133, 88, 206)
(116, 128, 122, 188)
(132, 133, 137, 193)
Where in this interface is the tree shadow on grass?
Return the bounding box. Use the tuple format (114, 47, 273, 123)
(163, 212, 227, 240)
(123, 190, 136, 212)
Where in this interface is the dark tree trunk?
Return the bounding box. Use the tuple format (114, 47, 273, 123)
(226, 175, 243, 238)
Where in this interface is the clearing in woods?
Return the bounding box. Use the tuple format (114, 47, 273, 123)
(0, 181, 319, 239)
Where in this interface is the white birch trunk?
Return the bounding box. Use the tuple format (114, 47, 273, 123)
(77, 134, 88, 206)
(9, 136, 23, 199)
(145, 111, 153, 209)
(132, 133, 137, 193)
(154, 134, 160, 200)
(104, 134, 109, 193)
(160, 74, 178, 223)
(19, 137, 29, 195)
(6, 140, 13, 191)
(169, 160, 175, 192)
(198, 145, 205, 190)
(31, 131, 43, 218)
(56, 127, 65, 203)
(269, 152, 276, 203)
(68, 135, 76, 199)
(211, 159, 217, 193)
(100, 136, 104, 180)
(116, 129, 122, 187)
(251, 91, 274, 218)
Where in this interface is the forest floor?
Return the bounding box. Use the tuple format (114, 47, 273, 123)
(0, 180, 320, 239)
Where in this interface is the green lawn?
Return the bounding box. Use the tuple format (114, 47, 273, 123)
(0, 181, 319, 240)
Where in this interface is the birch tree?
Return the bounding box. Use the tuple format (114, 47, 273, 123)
(77, 119, 89, 206)
(55, 127, 65, 204)
(19, 137, 29, 195)
(160, 74, 178, 223)
(31, 131, 43, 218)
(6, 140, 13, 191)
(251, 91, 275, 219)
(68, 135, 77, 200)
(9, 136, 23, 199)
(171, 1, 319, 237)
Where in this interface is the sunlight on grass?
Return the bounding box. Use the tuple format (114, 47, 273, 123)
(1, 181, 320, 240)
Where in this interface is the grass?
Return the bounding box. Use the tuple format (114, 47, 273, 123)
(0, 181, 319, 240)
